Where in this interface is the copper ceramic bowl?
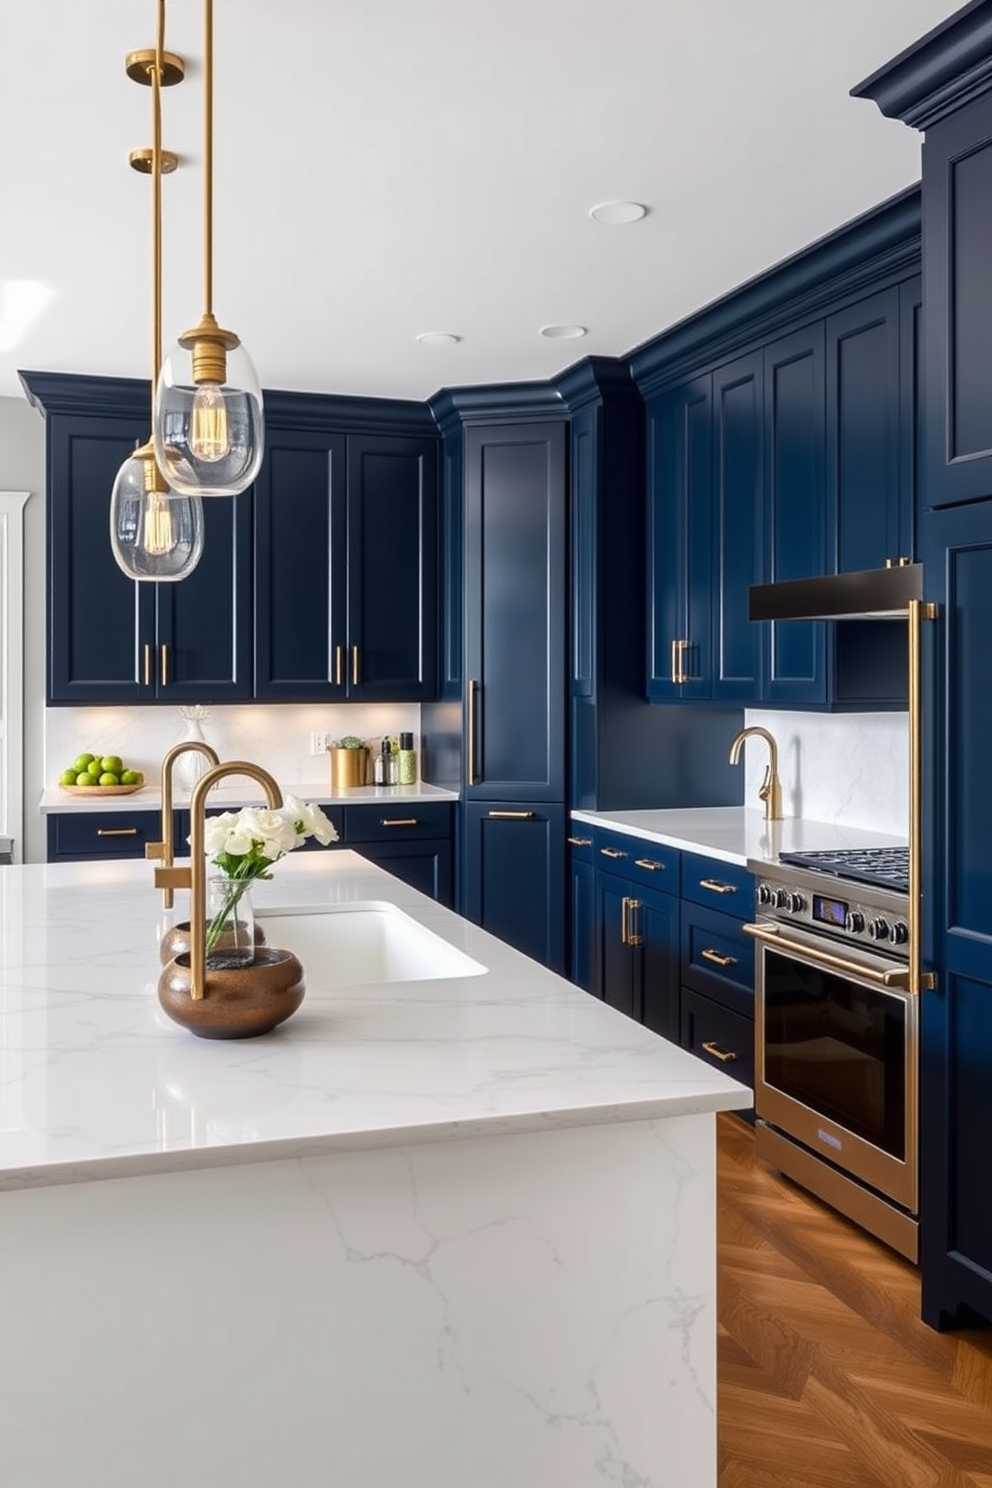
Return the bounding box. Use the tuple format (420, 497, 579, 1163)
(159, 920, 267, 966)
(158, 947, 305, 1039)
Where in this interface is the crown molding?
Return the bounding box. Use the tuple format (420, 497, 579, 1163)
(429, 382, 565, 437)
(553, 356, 640, 414)
(851, 0, 992, 131)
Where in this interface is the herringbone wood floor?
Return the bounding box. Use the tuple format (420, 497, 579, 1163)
(717, 1114, 992, 1487)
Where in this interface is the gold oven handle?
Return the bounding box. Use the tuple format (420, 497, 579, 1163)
(742, 922, 931, 992)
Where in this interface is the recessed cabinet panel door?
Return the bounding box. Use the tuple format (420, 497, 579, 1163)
(155, 486, 253, 700)
(712, 353, 763, 701)
(463, 803, 565, 973)
(48, 416, 153, 703)
(254, 431, 346, 700)
(346, 434, 438, 701)
(639, 891, 680, 1044)
(827, 289, 901, 574)
(924, 96, 992, 507)
(595, 876, 639, 1020)
(763, 325, 827, 704)
(464, 423, 566, 799)
(571, 405, 597, 700)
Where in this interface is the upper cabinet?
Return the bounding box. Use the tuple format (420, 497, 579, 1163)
(254, 418, 438, 702)
(25, 375, 439, 707)
(32, 393, 251, 705)
(634, 189, 922, 710)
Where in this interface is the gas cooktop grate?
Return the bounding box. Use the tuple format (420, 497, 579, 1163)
(777, 846, 910, 894)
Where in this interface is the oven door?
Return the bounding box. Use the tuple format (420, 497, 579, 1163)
(752, 921, 918, 1215)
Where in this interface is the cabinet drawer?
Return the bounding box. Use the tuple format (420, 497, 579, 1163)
(680, 987, 755, 1113)
(47, 810, 161, 861)
(343, 802, 452, 843)
(680, 901, 754, 1016)
(594, 830, 679, 890)
(680, 851, 754, 913)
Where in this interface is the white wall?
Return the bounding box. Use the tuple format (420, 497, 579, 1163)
(0, 396, 45, 862)
(742, 708, 908, 837)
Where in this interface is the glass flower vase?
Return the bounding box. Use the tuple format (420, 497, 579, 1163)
(205, 875, 257, 969)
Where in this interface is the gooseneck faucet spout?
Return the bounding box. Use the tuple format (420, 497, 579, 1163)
(729, 726, 783, 822)
(155, 761, 283, 1000)
(146, 739, 221, 908)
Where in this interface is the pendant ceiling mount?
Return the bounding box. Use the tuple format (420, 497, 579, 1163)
(129, 147, 179, 175)
(125, 48, 185, 87)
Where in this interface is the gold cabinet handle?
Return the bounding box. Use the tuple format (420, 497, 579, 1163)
(351, 645, 360, 686)
(621, 895, 629, 945)
(380, 818, 418, 827)
(701, 947, 738, 968)
(600, 847, 627, 859)
(160, 643, 169, 687)
(699, 878, 736, 895)
(701, 1040, 738, 1064)
(622, 895, 643, 947)
(634, 857, 665, 871)
(671, 638, 689, 685)
(487, 810, 535, 819)
(335, 644, 344, 686)
(567, 836, 592, 847)
(143, 643, 152, 687)
(467, 679, 479, 786)
(96, 827, 139, 837)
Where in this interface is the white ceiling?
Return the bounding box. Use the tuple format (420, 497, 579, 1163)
(0, 0, 960, 405)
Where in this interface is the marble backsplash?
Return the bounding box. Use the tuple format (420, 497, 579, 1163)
(45, 702, 421, 791)
(741, 709, 909, 837)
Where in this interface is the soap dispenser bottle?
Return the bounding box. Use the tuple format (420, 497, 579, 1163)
(398, 732, 417, 785)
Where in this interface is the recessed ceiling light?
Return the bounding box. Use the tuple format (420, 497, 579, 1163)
(415, 331, 462, 347)
(589, 201, 648, 225)
(539, 324, 587, 340)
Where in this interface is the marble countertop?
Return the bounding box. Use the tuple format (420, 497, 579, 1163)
(0, 851, 749, 1192)
(38, 780, 459, 814)
(570, 805, 907, 867)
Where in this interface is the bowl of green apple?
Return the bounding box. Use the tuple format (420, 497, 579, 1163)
(58, 751, 146, 795)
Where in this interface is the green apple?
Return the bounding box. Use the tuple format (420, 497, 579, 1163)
(59, 768, 78, 786)
(73, 752, 96, 772)
(98, 772, 120, 786)
(75, 771, 99, 787)
(100, 755, 123, 775)
(120, 769, 141, 785)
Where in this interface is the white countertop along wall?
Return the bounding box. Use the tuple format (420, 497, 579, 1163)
(39, 780, 458, 814)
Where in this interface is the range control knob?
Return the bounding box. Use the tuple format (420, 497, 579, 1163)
(868, 918, 890, 941)
(844, 910, 865, 935)
(889, 921, 909, 946)
(784, 892, 806, 914)
(774, 888, 791, 910)
(757, 883, 775, 907)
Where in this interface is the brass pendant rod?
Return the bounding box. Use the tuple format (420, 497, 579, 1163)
(203, 0, 214, 318)
(152, 0, 165, 389)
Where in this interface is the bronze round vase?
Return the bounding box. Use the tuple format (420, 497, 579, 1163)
(158, 947, 306, 1039)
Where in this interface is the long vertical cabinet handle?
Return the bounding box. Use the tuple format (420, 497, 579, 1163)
(467, 679, 479, 786)
(160, 643, 169, 687)
(621, 896, 644, 948)
(335, 645, 344, 686)
(351, 645, 360, 686)
(671, 639, 689, 685)
(143, 643, 152, 687)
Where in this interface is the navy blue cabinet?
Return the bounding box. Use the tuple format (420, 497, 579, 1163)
(255, 426, 438, 702)
(39, 400, 251, 704)
(567, 830, 595, 991)
(463, 803, 566, 973)
(463, 421, 567, 801)
(763, 322, 828, 705)
(591, 833, 680, 1041)
(712, 353, 764, 701)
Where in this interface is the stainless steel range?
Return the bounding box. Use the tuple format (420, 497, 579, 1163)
(744, 845, 919, 1262)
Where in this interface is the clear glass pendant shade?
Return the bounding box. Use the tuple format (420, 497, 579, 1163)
(110, 447, 205, 582)
(154, 339, 264, 496)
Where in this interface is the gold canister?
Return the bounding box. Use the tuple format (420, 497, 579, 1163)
(328, 746, 369, 789)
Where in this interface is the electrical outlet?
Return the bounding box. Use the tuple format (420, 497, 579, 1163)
(309, 731, 328, 756)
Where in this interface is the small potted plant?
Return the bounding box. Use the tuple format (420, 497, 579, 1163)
(328, 734, 370, 789)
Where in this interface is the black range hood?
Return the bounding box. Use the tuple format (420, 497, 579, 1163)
(749, 563, 923, 622)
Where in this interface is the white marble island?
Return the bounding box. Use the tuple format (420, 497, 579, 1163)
(0, 850, 748, 1488)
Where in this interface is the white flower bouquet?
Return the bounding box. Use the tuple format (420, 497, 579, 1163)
(200, 796, 338, 959)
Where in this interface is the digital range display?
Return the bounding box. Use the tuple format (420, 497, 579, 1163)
(813, 893, 848, 928)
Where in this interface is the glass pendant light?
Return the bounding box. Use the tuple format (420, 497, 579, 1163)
(111, 1, 204, 583)
(153, 0, 263, 497)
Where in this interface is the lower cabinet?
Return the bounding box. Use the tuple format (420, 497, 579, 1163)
(567, 832, 595, 991)
(462, 802, 566, 973)
(47, 810, 162, 862)
(594, 872, 680, 1041)
(679, 851, 756, 1114)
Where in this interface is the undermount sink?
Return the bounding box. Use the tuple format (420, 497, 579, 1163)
(255, 902, 487, 989)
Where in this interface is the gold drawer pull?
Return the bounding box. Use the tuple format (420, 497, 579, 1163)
(160, 643, 169, 687)
(700, 878, 736, 895)
(143, 643, 152, 687)
(634, 857, 664, 871)
(488, 810, 535, 820)
(701, 947, 738, 968)
(96, 827, 139, 837)
(380, 818, 418, 827)
(351, 645, 360, 685)
(567, 836, 592, 847)
(701, 1040, 738, 1063)
(600, 847, 627, 859)
(335, 644, 344, 686)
